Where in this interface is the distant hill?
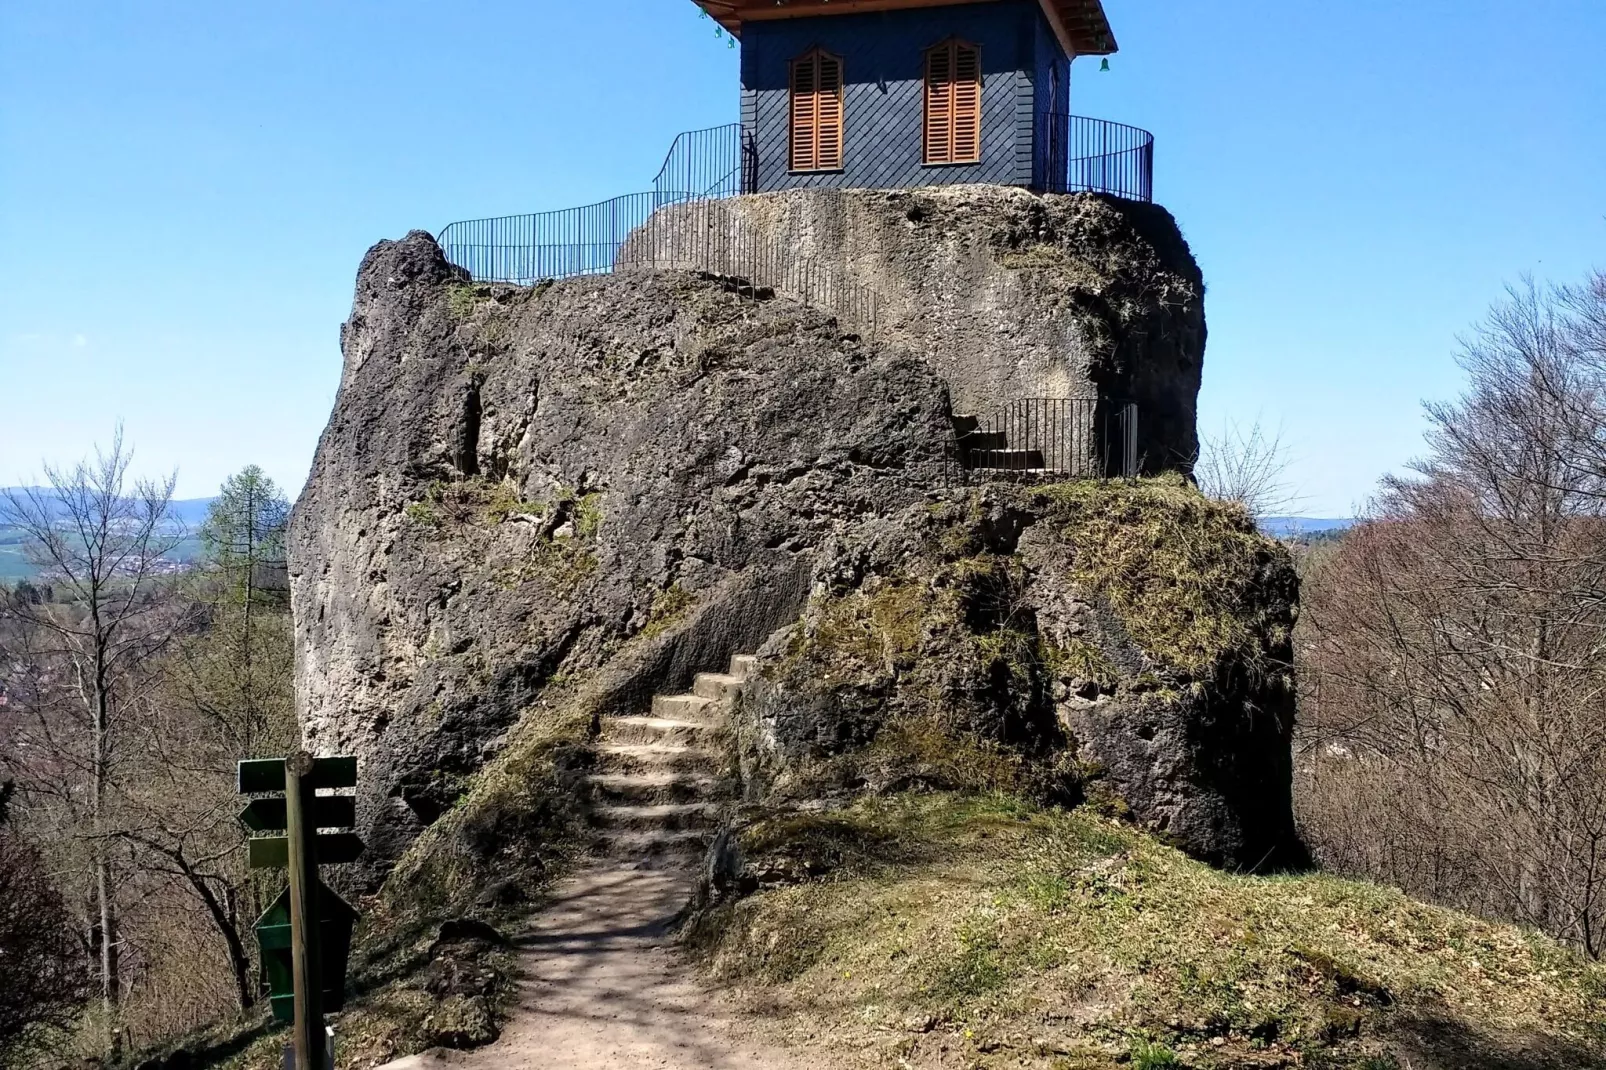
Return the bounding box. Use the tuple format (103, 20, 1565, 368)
(1261, 516, 1357, 539)
(0, 490, 216, 583)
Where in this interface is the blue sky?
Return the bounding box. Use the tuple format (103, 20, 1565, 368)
(1, 0, 1601, 515)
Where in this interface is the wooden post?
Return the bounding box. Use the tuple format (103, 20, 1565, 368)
(284, 751, 325, 1070)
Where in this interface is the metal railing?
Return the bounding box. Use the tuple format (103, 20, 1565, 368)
(615, 198, 880, 333)
(438, 190, 687, 285)
(949, 399, 1140, 483)
(652, 122, 756, 201)
(1044, 115, 1155, 202)
(437, 189, 881, 334)
(436, 113, 1154, 332)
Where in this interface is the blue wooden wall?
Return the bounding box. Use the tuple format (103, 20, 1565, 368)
(739, 1, 1069, 193)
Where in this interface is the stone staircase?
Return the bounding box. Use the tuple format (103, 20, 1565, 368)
(583, 654, 758, 867)
(952, 412, 1047, 473)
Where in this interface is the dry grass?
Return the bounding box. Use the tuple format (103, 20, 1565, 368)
(1031, 479, 1296, 682)
(685, 794, 1606, 1069)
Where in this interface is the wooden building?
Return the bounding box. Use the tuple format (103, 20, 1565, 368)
(693, 0, 1118, 192)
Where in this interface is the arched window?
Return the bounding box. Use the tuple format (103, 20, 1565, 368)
(790, 49, 844, 172)
(925, 40, 982, 165)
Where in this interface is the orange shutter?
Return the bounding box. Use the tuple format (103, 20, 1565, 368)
(925, 41, 982, 165)
(791, 50, 844, 172)
(791, 55, 818, 172)
(952, 44, 981, 163)
(816, 53, 844, 170)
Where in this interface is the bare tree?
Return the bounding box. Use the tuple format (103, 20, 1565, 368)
(1194, 419, 1300, 520)
(0, 780, 89, 1065)
(0, 429, 183, 1055)
(107, 469, 296, 1017)
(1298, 269, 1606, 957)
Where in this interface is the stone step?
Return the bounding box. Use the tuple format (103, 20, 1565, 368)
(651, 693, 714, 719)
(728, 653, 759, 680)
(592, 742, 720, 776)
(956, 430, 1009, 451)
(597, 828, 713, 862)
(592, 802, 723, 832)
(585, 772, 724, 805)
(693, 672, 745, 702)
(964, 447, 1047, 471)
(603, 715, 722, 747)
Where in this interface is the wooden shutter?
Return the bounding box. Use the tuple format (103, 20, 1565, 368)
(951, 44, 981, 163)
(791, 50, 844, 172)
(815, 53, 843, 170)
(925, 41, 982, 166)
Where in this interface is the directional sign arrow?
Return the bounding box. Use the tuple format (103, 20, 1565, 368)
(239, 796, 357, 834)
(238, 756, 358, 794)
(248, 832, 366, 870)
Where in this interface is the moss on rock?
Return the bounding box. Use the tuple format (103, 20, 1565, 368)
(740, 479, 1302, 867)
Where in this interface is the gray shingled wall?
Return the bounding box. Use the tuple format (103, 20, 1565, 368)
(739, 0, 1064, 193)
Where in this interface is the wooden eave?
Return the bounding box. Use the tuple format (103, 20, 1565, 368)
(692, 0, 1118, 57)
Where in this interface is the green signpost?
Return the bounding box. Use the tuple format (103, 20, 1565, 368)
(239, 753, 363, 1070)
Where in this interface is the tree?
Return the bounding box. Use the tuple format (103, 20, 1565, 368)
(1298, 270, 1606, 957)
(1194, 419, 1299, 520)
(0, 428, 183, 1055)
(192, 466, 292, 757)
(115, 468, 297, 1015)
(0, 780, 89, 1065)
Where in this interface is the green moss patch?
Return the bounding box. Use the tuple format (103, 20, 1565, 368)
(641, 584, 696, 640)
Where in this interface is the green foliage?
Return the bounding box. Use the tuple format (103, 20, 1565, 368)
(790, 581, 933, 672)
(641, 584, 695, 639)
(1039, 636, 1118, 690)
(932, 916, 1007, 999)
(1128, 1039, 1179, 1069)
(445, 282, 485, 321)
(573, 492, 604, 539)
(846, 716, 1025, 794)
(199, 465, 290, 609)
(404, 477, 540, 532)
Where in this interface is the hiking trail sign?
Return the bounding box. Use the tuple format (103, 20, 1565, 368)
(239, 754, 363, 1070)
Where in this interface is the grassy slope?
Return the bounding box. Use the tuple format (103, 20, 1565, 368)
(687, 794, 1606, 1070)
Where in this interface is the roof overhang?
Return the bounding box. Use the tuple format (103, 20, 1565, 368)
(692, 0, 1118, 57)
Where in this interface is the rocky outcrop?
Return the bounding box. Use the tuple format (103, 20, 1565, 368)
(290, 194, 1281, 884)
(736, 484, 1304, 869)
(652, 187, 1206, 471)
(290, 231, 953, 877)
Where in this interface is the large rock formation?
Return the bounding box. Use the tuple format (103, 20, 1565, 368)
(647, 187, 1206, 471)
(736, 485, 1303, 868)
(291, 231, 953, 872)
(289, 191, 1291, 882)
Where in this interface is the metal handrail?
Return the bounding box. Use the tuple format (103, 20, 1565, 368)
(436, 113, 1155, 333)
(1044, 115, 1155, 202)
(950, 398, 1140, 483)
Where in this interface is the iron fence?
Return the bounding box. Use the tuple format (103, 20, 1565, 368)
(616, 198, 880, 333)
(1044, 115, 1154, 202)
(949, 399, 1140, 483)
(436, 113, 1154, 335)
(438, 191, 686, 285)
(652, 122, 755, 201)
(438, 190, 881, 333)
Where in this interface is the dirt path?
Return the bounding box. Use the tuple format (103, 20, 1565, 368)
(383, 864, 810, 1070)
(382, 660, 816, 1069)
